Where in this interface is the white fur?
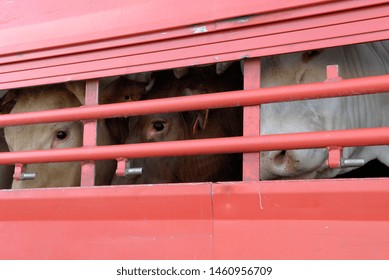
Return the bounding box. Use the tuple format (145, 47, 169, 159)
(260, 41, 389, 179)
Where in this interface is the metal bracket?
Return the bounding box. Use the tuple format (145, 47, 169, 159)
(324, 67, 366, 169)
(13, 163, 36, 181)
(325, 65, 343, 83)
(327, 147, 365, 169)
(115, 158, 143, 177)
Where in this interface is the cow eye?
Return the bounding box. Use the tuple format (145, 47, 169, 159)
(55, 130, 68, 140)
(153, 121, 165, 132)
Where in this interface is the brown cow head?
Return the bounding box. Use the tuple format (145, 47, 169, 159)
(112, 65, 243, 185)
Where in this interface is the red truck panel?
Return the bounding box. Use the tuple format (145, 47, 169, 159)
(0, 0, 388, 259)
(0, 179, 388, 259)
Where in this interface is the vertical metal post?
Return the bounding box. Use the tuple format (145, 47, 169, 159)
(243, 58, 261, 181)
(80, 80, 99, 186)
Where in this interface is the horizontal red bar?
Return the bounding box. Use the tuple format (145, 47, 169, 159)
(0, 127, 387, 165)
(0, 74, 388, 127)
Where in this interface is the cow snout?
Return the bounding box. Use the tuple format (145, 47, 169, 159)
(261, 148, 327, 179)
(261, 150, 297, 178)
(272, 150, 289, 166)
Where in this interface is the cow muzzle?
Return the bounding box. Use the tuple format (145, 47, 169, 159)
(260, 148, 327, 180)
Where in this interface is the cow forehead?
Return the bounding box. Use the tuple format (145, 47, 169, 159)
(12, 86, 82, 113)
(6, 86, 84, 150)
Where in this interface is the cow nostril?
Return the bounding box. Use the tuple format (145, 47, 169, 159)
(273, 150, 287, 165)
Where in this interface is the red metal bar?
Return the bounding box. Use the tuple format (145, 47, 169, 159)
(325, 65, 342, 82)
(80, 80, 98, 186)
(12, 164, 25, 181)
(115, 158, 126, 177)
(243, 59, 261, 181)
(0, 127, 387, 165)
(327, 146, 343, 169)
(0, 74, 388, 127)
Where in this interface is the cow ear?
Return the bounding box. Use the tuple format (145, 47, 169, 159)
(66, 81, 86, 105)
(183, 88, 210, 134)
(100, 77, 125, 104)
(192, 108, 209, 134)
(65, 81, 86, 105)
(1, 89, 17, 114)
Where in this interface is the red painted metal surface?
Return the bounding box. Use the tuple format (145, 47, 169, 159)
(0, 184, 213, 259)
(327, 147, 343, 169)
(0, 1, 388, 89)
(243, 59, 261, 181)
(213, 180, 389, 259)
(0, 127, 387, 165)
(0, 0, 388, 260)
(115, 158, 127, 177)
(0, 74, 388, 127)
(12, 163, 27, 181)
(0, 180, 388, 259)
(1, 0, 336, 56)
(80, 80, 99, 186)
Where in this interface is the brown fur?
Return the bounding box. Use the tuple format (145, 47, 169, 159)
(112, 64, 243, 184)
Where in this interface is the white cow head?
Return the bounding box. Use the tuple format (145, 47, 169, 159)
(259, 42, 389, 179)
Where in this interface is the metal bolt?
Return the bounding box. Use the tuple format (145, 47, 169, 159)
(116, 159, 143, 177)
(327, 147, 366, 169)
(340, 158, 365, 168)
(124, 160, 143, 176)
(125, 167, 143, 176)
(20, 172, 37, 180)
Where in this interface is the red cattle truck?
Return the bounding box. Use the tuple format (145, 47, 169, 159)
(0, 0, 388, 259)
